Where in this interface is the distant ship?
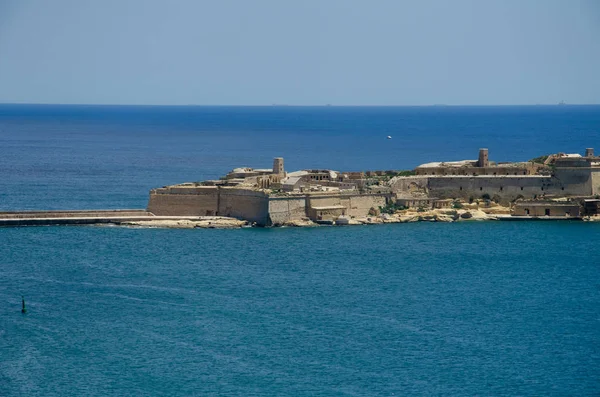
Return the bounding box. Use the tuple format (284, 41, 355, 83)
(558, 100, 566, 106)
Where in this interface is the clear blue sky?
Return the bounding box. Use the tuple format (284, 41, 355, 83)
(0, 0, 598, 105)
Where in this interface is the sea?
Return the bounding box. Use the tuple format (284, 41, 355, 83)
(0, 105, 599, 396)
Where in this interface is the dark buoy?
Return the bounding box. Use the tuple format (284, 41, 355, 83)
(21, 296, 27, 314)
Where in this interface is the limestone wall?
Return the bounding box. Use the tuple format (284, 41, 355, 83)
(268, 197, 307, 225)
(307, 195, 343, 209)
(148, 187, 219, 216)
(148, 186, 269, 223)
(342, 194, 388, 217)
(591, 168, 600, 195)
(218, 188, 269, 225)
(267, 193, 389, 224)
(553, 167, 594, 196)
(426, 176, 557, 202)
(391, 171, 595, 203)
(389, 177, 430, 195)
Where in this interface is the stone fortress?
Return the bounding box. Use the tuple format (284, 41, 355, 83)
(147, 147, 600, 225)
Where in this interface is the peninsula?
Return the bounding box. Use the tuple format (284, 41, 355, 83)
(2, 147, 599, 228)
(146, 147, 600, 226)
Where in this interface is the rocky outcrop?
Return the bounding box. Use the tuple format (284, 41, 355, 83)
(347, 207, 500, 225)
(282, 219, 317, 227)
(118, 217, 248, 229)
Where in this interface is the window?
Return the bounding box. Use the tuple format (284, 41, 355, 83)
(561, 187, 565, 191)
(520, 187, 523, 191)
(459, 187, 463, 191)
(500, 187, 503, 191)
(541, 187, 544, 191)
(480, 187, 483, 191)
(525, 209, 530, 215)
(545, 209, 550, 216)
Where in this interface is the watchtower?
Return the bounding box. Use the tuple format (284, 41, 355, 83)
(273, 157, 285, 176)
(477, 148, 489, 167)
(585, 148, 594, 158)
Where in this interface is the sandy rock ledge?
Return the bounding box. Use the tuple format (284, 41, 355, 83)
(118, 217, 248, 229)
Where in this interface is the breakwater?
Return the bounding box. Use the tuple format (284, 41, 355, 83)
(0, 209, 151, 227)
(0, 209, 246, 228)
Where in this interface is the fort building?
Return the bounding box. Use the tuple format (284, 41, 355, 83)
(394, 147, 600, 204)
(147, 147, 600, 224)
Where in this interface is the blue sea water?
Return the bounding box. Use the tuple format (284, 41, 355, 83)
(0, 105, 599, 396)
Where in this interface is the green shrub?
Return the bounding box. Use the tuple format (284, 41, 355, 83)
(379, 200, 410, 214)
(395, 170, 416, 177)
(452, 201, 463, 209)
(530, 155, 549, 164)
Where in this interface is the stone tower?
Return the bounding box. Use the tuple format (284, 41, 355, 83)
(477, 148, 489, 167)
(273, 157, 285, 176)
(585, 148, 594, 157)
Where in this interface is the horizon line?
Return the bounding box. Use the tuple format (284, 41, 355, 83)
(1, 102, 599, 108)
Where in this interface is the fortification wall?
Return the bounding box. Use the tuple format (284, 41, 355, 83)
(266, 193, 389, 223)
(218, 188, 269, 225)
(553, 167, 594, 196)
(307, 195, 342, 208)
(268, 197, 307, 225)
(389, 177, 429, 195)
(147, 187, 219, 216)
(391, 169, 595, 203)
(426, 176, 556, 202)
(343, 194, 388, 217)
(591, 168, 600, 195)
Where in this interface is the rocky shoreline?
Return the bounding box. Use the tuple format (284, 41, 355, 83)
(112, 202, 600, 229)
(117, 217, 248, 229)
(280, 203, 509, 227)
(116, 204, 521, 229)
